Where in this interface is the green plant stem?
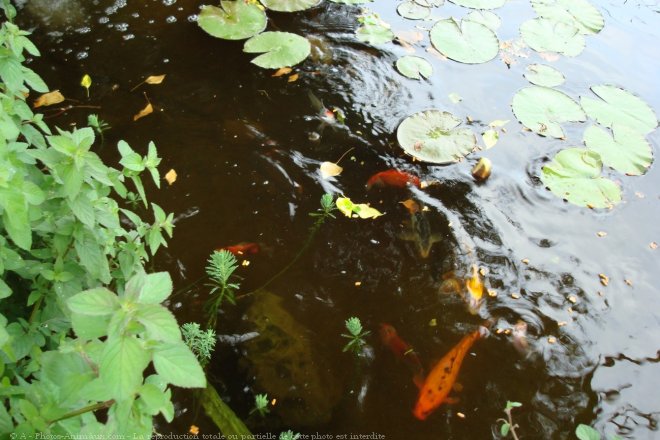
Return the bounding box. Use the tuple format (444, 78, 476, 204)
(47, 400, 114, 426)
(498, 408, 520, 440)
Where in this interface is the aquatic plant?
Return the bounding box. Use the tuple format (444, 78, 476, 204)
(497, 401, 522, 439)
(87, 113, 110, 145)
(250, 393, 270, 417)
(205, 249, 241, 326)
(181, 322, 217, 367)
(575, 424, 622, 440)
(279, 431, 301, 440)
(342, 317, 371, 354)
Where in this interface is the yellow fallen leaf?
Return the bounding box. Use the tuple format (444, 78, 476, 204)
(429, 318, 437, 327)
(33, 90, 65, 108)
(287, 73, 299, 83)
(133, 103, 153, 121)
(482, 129, 499, 149)
(354, 204, 383, 219)
(189, 425, 199, 435)
(272, 67, 292, 77)
(320, 161, 342, 179)
(145, 74, 166, 84)
(164, 169, 177, 185)
(81, 74, 92, 97)
(489, 119, 510, 128)
(336, 197, 383, 219)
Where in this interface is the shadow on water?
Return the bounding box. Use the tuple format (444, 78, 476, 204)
(17, 0, 660, 438)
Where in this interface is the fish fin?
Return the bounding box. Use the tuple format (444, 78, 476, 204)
(308, 90, 324, 112)
(430, 233, 443, 244)
(413, 373, 425, 390)
(445, 396, 460, 405)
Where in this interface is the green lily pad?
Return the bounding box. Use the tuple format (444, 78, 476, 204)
(449, 0, 506, 9)
(584, 124, 653, 176)
(524, 64, 565, 87)
(531, 0, 604, 35)
(357, 14, 395, 45)
(541, 148, 621, 208)
(520, 17, 585, 56)
(511, 86, 586, 138)
(414, 0, 445, 6)
(580, 85, 658, 135)
(397, 110, 477, 164)
(464, 10, 502, 31)
(396, 56, 433, 79)
(198, 1, 267, 41)
(329, 0, 372, 3)
(397, 1, 431, 19)
(259, 0, 321, 11)
(243, 32, 311, 69)
(430, 18, 499, 64)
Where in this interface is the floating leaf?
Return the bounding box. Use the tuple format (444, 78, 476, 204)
(584, 124, 652, 176)
(464, 10, 501, 30)
(482, 129, 499, 148)
(33, 90, 64, 108)
(357, 14, 395, 45)
(243, 32, 310, 69)
(81, 74, 92, 97)
(489, 119, 509, 127)
(287, 73, 299, 82)
(414, 0, 444, 6)
(524, 64, 565, 87)
(134, 103, 154, 121)
(397, 1, 431, 20)
(511, 86, 586, 138)
(396, 56, 433, 80)
(198, 1, 267, 40)
(430, 18, 499, 64)
(499, 38, 530, 67)
(320, 162, 343, 178)
(328, 0, 373, 3)
(164, 169, 177, 185)
(145, 74, 166, 85)
(397, 109, 477, 164)
(449, 0, 506, 9)
(336, 197, 384, 219)
(541, 148, 621, 208)
(520, 18, 585, 57)
(580, 85, 658, 135)
(260, 0, 322, 12)
(531, 0, 604, 35)
(449, 93, 463, 103)
(272, 67, 292, 77)
(575, 424, 601, 440)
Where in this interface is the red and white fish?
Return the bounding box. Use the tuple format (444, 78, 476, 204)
(380, 323, 425, 388)
(216, 242, 260, 256)
(366, 170, 421, 190)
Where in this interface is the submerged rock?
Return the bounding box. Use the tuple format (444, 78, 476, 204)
(241, 290, 342, 427)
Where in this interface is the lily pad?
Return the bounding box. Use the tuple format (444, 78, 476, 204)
(584, 124, 653, 176)
(356, 14, 395, 45)
(329, 0, 372, 3)
(259, 0, 321, 12)
(430, 18, 499, 64)
(414, 0, 445, 6)
(520, 17, 585, 56)
(541, 148, 621, 208)
(243, 32, 310, 69)
(449, 0, 506, 9)
(396, 56, 433, 79)
(198, 1, 267, 40)
(397, 110, 477, 164)
(511, 86, 586, 138)
(397, 1, 431, 19)
(464, 10, 502, 31)
(580, 85, 658, 135)
(531, 0, 604, 35)
(524, 64, 565, 87)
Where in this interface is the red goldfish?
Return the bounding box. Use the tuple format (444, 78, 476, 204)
(413, 326, 488, 420)
(463, 265, 485, 315)
(217, 242, 260, 256)
(380, 324, 425, 388)
(366, 170, 421, 189)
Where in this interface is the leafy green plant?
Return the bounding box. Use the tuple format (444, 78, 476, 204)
(497, 401, 522, 439)
(249, 393, 270, 417)
(181, 322, 217, 367)
(575, 424, 622, 440)
(279, 430, 301, 440)
(205, 249, 240, 326)
(341, 317, 370, 354)
(87, 113, 110, 145)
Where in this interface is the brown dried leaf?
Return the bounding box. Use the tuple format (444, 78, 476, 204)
(319, 161, 342, 179)
(145, 74, 166, 85)
(164, 169, 177, 185)
(272, 67, 292, 77)
(287, 73, 299, 83)
(133, 103, 153, 121)
(33, 90, 65, 108)
(599, 273, 609, 286)
(596, 231, 607, 237)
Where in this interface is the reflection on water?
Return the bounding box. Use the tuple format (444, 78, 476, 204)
(17, 0, 660, 438)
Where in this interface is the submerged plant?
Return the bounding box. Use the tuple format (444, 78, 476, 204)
(181, 322, 217, 367)
(87, 113, 110, 145)
(497, 401, 522, 439)
(250, 393, 270, 417)
(342, 317, 370, 354)
(205, 249, 240, 327)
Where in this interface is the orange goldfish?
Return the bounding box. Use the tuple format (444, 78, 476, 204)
(217, 242, 260, 256)
(366, 170, 421, 189)
(463, 265, 485, 315)
(413, 326, 488, 420)
(380, 323, 425, 388)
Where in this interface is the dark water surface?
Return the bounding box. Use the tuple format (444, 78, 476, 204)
(17, 0, 660, 438)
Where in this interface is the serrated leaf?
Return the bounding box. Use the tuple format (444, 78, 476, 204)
(100, 336, 151, 401)
(67, 287, 119, 316)
(137, 272, 172, 304)
(152, 342, 206, 388)
(136, 304, 181, 343)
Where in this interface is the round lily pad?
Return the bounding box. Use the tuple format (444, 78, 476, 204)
(397, 110, 477, 164)
(243, 32, 311, 69)
(356, 23, 395, 45)
(520, 17, 585, 56)
(328, 0, 372, 3)
(524, 64, 565, 87)
(396, 56, 433, 79)
(430, 18, 499, 64)
(414, 0, 445, 6)
(449, 0, 506, 9)
(259, 0, 321, 12)
(531, 0, 604, 35)
(198, 1, 267, 40)
(584, 124, 653, 176)
(397, 1, 431, 19)
(580, 85, 658, 135)
(541, 148, 621, 208)
(464, 10, 502, 31)
(511, 86, 586, 138)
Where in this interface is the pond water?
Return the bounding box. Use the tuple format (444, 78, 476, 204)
(17, 0, 660, 438)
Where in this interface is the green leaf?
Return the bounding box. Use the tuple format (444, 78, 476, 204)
(430, 18, 499, 64)
(395, 56, 433, 80)
(68, 192, 96, 227)
(520, 17, 585, 56)
(449, 0, 505, 8)
(583, 124, 652, 176)
(464, 10, 502, 31)
(531, 0, 604, 35)
(397, 109, 477, 164)
(511, 86, 586, 138)
(0, 188, 31, 250)
(580, 85, 658, 135)
(335, 197, 384, 219)
(356, 15, 395, 45)
(500, 422, 511, 436)
(575, 424, 601, 440)
(135, 304, 181, 343)
(244, 32, 311, 69)
(138, 383, 170, 416)
(259, 0, 322, 12)
(100, 336, 151, 401)
(74, 231, 111, 284)
(67, 287, 119, 316)
(152, 342, 206, 388)
(198, 1, 267, 40)
(71, 313, 110, 340)
(137, 272, 172, 304)
(56, 161, 84, 199)
(524, 64, 565, 87)
(0, 280, 10, 299)
(397, 2, 431, 20)
(541, 148, 621, 208)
